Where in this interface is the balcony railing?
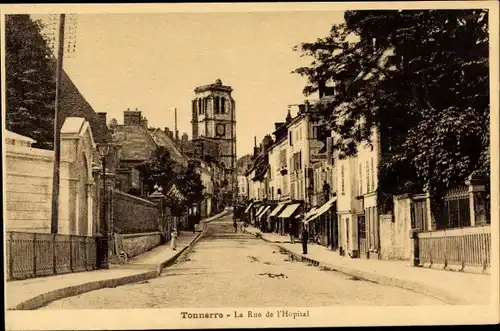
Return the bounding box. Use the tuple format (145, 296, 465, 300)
(6, 232, 98, 281)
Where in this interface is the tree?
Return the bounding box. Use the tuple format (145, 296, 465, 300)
(293, 10, 490, 213)
(5, 15, 56, 149)
(175, 161, 205, 207)
(136, 146, 179, 192)
(108, 118, 118, 130)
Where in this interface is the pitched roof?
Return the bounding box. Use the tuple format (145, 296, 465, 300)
(59, 69, 111, 143)
(112, 125, 157, 161)
(149, 129, 188, 166)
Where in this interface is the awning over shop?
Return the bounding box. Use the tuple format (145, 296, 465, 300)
(278, 203, 301, 218)
(305, 197, 337, 223)
(244, 203, 253, 214)
(255, 205, 265, 217)
(257, 206, 271, 219)
(304, 206, 319, 220)
(269, 203, 286, 217)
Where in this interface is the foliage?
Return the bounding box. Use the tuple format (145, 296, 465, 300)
(293, 10, 489, 209)
(5, 15, 56, 149)
(174, 161, 205, 206)
(137, 147, 205, 215)
(136, 146, 178, 192)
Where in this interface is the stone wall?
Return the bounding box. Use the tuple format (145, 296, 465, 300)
(114, 232, 162, 258)
(379, 195, 413, 261)
(112, 189, 160, 234)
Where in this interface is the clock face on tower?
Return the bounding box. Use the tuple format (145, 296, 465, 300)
(216, 124, 225, 137)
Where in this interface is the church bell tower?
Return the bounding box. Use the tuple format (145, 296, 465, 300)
(191, 79, 237, 203)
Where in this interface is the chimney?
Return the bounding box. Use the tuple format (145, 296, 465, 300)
(124, 108, 142, 125)
(286, 108, 292, 123)
(97, 112, 107, 128)
(182, 133, 189, 143)
(254, 136, 257, 148)
(274, 122, 284, 131)
(305, 100, 310, 112)
(298, 104, 305, 114)
(141, 116, 148, 128)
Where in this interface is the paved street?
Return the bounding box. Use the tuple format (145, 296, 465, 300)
(41, 214, 446, 309)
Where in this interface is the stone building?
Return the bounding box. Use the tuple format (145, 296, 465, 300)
(191, 79, 237, 204)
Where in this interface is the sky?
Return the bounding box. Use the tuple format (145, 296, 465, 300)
(34, 11, 345, 157)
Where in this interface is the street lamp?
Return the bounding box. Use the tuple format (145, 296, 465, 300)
(97, 143, 110, 269)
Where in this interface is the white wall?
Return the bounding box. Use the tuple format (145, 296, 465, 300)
(4, 118, 97, 236)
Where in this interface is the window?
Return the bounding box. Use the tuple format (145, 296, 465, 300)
(341, 165, 345, 194)
(366, 161, 370, 192)
(371, 158, 375, 191)
(198, 98, 202, 115)
(221, 97, 226, 113)
(214, 96, 220, 113)
(289, 131, 293, 146)
(359, 164, 363, 196)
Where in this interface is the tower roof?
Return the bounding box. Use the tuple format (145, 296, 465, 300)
(194, 79, 233, 94)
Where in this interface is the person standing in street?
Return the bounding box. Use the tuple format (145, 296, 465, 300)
(301, 223, 309, 255)
(171, 228, 178, 250)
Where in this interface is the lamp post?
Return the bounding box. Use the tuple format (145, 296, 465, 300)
(97, 143, 110, 269)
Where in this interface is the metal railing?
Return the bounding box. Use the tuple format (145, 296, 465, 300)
(6, 231, 97, 281)
(417, 225, 491, 271)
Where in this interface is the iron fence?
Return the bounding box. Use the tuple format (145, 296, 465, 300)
(441, 186, 471, 229)
(6, 231, 97, 281)
(417, 225, 491, 271)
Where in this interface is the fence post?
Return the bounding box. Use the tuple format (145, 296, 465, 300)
(460, 228, 465, 272)
(84, 236, 88, 271)
(482, 226, 488, 273)
(8, 232, 13, 280)
(33, 233, 37, 277)
(69, 235, 74, 272)
(410, 228, 420, 267)
(443, 229, 448, 270)
(53, 234, 57, 275)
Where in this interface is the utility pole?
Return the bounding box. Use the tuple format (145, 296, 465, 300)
(174, 107, 179, 142)
(50, 14, 66, 234)
(231, 100, 236, 206)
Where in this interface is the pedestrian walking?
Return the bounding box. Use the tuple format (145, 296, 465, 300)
(171, 229, 178, 250)
(233, 219, 238, 233)
(301, 224, 309, 255)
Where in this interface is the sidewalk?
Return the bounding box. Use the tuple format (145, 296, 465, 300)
(243, 225, 493, 305)
(6, 211, 228, 310)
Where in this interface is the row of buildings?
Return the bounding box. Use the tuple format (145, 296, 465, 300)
(237, 90, 490, 262)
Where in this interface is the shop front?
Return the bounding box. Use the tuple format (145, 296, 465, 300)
(277, 202, 302, 238)
(304, 196, 337, 248)
(268, 202, 287, 233)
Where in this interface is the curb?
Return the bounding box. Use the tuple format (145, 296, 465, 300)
(244, 229, 464, 305)
(9, 212, 229, 311)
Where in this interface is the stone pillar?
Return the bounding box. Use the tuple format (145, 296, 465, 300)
(466, 176, 488, 226)
(103, 171, 116, 256)
(149, 190, 167, 243)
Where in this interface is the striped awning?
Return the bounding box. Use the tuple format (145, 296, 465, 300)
(269, 203, 286, 217)
(244, 203, 253, 214)
(305, 197, 337, 223)
(257, 206, 271, 219)
(304, 206, 319, 219)
(255, 205, 265, 217)
(278, 203, 301, 218)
